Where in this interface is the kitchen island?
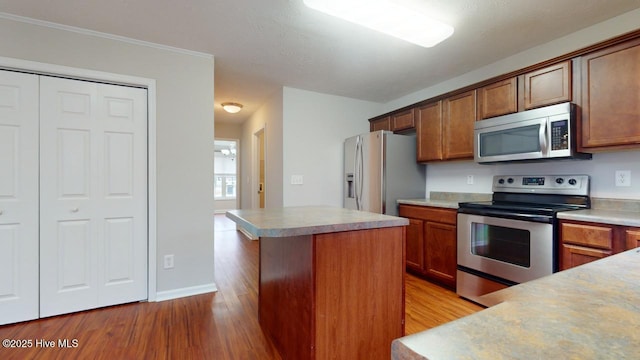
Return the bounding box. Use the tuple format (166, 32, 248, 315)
(392, 247, 640, 359)
(226, 206, 408, 360)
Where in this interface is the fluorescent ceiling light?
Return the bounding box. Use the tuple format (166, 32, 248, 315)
(303, 0, 454, 48)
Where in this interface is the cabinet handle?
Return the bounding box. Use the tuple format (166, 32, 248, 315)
(71, 208, 79, 213)
(0, 210, 3, 215)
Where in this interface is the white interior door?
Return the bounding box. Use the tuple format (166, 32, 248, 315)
(39, 76, 147, 317)
(0, 70, 39, 325)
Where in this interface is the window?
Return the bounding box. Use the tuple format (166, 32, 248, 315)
(215, 174, 236, 199)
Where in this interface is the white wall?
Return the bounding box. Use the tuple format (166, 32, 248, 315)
(383, 8, 640, 201)
(282, 87, 383, 207)
(0, 17, 216, 295)
(240, 89, 284, 209)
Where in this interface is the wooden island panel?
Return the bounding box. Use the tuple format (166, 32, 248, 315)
(259, 227, 405, 360)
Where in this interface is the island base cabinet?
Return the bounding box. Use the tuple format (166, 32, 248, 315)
(259, 227, 405, 360)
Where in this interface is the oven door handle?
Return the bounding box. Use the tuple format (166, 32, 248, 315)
(458, 208, 553, 223)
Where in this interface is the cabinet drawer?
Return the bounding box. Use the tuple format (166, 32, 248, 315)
(561, 244, 611, 270)
(561, 222, 613, 250)
(398, 205, 456, 225)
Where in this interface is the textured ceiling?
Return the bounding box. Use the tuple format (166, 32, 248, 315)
(1, 0, 640, 123)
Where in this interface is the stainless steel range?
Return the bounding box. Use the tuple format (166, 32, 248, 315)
(456, 174, 590, 304)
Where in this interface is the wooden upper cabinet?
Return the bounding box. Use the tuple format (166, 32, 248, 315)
(580, 38, 640, 150)
(370, 116, 391, 132)
(443, 90, 476, 160)
(523, 60, 572, 110)
(416, 101, 443, 162)
(391, 109, 415, 132)
(477, 78, 517, 119)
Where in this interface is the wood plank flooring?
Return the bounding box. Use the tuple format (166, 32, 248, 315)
(0, 214, 482, 359)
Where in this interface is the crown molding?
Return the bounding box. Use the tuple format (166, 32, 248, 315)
(0, 12, 213, 59)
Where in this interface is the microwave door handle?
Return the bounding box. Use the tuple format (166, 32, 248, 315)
(539, 119, 548, 155)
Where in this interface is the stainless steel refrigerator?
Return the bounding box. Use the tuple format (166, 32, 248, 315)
(344, 130, 426, 216)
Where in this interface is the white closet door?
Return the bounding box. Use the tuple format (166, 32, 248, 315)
(39, 77, 147, 317)
(0, 70, 39, 325)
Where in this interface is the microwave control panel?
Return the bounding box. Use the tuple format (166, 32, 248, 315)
(550, 119, 569, 150)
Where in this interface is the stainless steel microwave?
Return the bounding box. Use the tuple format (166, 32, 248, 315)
(474, 102, 591, 164)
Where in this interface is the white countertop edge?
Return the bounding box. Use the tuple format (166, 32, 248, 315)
(558, 209, 640, 227)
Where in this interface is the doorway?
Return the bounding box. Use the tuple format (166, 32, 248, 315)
(214, 138, 239, 213)
(255, 129, 266, 208)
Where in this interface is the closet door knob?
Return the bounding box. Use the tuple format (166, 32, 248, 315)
(71, 208, 79, 213)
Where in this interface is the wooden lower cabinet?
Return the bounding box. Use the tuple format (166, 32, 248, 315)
(405, 218, 425, 271)
(626, 229, 640, 249)
(560, 220, 640, 270)
(399, 205, 457, 288)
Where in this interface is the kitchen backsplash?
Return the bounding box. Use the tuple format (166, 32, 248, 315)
(591, 198, 640, 212)
(429, 192, 492, 202)
(424, 150, 640, 201)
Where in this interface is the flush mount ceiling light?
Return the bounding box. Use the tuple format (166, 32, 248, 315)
(221, 102, 243, 113)
(303, 0, 454, 48)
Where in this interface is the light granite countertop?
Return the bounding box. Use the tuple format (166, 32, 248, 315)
(558, 208, 640, 227)
(392, 248, 640, 359)
(225, 206, 408, 238)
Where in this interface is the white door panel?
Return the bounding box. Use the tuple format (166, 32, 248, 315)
(97, 84, 147, 306)
(0, 70, 39, 325)
(40, 77, 147, 317)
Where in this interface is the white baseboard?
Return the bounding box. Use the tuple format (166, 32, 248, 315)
(154, 283, 218, 302)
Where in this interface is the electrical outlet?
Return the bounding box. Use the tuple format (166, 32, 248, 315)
(163, 254, 175, 269)
(615, 170, 631, 187)
(291, 175, 304, 185)
(467, 175, 474, 185)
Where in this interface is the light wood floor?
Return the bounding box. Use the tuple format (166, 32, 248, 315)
(0, 214, 482, 359)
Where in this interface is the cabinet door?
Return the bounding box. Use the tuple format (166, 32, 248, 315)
(477, 78, 517, 119)
(443, 90, 476, 160)
(392, 109, 415, 132)
(626, 228, 640, 249)
(370, 116, 391, 132)
(424, 222, 457, 288)
(0, 70, 39, 325)
(580, 38, 640, 150)
(416, 101, 443, 162)
(523, 61, 571, 109)
(561, 244, 611, 270)
(405, 218, 425, 272)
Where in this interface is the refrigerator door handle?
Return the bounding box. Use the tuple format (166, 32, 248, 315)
(357, 136, 364, 210)
(354, 136, 361, 210)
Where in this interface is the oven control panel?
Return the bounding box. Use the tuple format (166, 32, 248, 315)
(493, 175, 589, 195)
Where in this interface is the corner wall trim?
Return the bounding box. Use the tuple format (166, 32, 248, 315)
(155, 283, 218, 302)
